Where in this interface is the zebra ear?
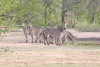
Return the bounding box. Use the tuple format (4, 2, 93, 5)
(21, 22, 25, 26)
(28, 26, 30, 28)
(28, 26, 31, 28)
(29, 23, 32, 26)
(65, 22, 67, 25)
(29, 23, 32, 27)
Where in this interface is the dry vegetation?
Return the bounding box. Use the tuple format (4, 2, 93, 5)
(0, 43, 100, 67)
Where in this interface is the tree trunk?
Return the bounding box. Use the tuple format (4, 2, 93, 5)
(70, 11, 72, 27)
(62, 11, 66, 24)
(45, 8, 47, 24)
(44, 0, 47, 24)
(62, 0, 67, 24)
(90, 13, 95, 24)
(90, 1, 98, 24)
(72, 19, 76, 27)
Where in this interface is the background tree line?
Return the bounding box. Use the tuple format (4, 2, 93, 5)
(0, 0, 100, 34)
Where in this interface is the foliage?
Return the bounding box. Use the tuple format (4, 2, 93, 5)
(78, 24, 100, 32)
(0, 0, 41, 34)
(0, 0, 100, 34)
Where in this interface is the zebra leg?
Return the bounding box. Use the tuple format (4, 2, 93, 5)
(56, 37, 59, 46)
(35, 35, 38, 43)
(43, 35, 47, 45)
(31, 34, 33, 43)
(59, 36, 62, 46)
(25, 34, 28, 43)
(47, 34, 50, 46)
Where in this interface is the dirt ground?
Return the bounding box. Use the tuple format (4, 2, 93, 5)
(1, 28, 100, 43)
(0, 29, 100, 67)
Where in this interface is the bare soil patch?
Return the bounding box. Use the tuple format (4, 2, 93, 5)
(0, 43, 100, 67)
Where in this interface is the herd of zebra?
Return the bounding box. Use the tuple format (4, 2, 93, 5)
(22, 22, 76, 46)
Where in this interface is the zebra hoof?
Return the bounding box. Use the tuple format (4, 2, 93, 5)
(35, 41, 37, 43)
(56, 44, 58, 46)
(44, 43, 46, 45)
(59, 44, 61, 46)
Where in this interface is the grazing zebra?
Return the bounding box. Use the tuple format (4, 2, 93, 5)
(62, 30, 76, 45)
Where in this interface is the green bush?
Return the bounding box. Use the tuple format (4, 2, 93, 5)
(78, 24, 100, 32)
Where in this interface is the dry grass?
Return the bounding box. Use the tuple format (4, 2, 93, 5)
(0, 43, 100, 67)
